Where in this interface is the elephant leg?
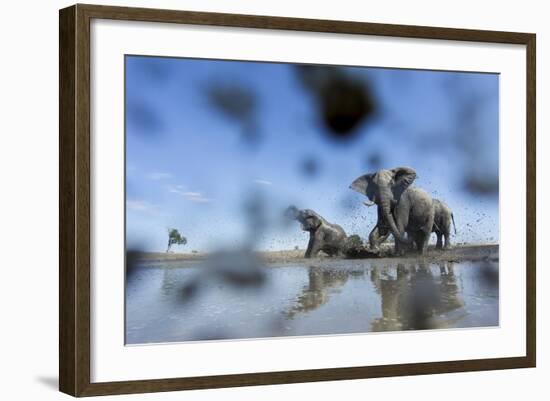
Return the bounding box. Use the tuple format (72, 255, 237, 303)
(404, 233, 415, 252)
(415, 233, 423, 252)
(307, 243, 322, 258)
(390, 206, 409, 255)
(410, 231, 423, 253)
(443, 225, 452, 249)
(436, 233, 443, 249)
(394, 206, 409, 237)
(307, 232, 325, 258)
(394, 233, 408, 256)
(379, 231, 391, 249)
(443, 233, 451, 249)
(368, 225, 381, 250)
(369, 225, 390, 251)
(419, 231, 430, 255)
(305, 235, 316, 258)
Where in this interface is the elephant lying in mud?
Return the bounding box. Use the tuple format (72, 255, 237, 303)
(350, 167, 435, 255)
(433, 199, 456, 249)
(286, 206, 347, 258)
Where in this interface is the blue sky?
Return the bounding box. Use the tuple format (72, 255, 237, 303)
(125, 56, 499, 252)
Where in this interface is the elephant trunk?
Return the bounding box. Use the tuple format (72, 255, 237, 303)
(379, 187, 408, 244)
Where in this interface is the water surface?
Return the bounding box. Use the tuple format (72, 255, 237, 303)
(126, 259, 498, 344)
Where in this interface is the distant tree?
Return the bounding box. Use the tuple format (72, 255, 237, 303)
(166, 228, 187, 253)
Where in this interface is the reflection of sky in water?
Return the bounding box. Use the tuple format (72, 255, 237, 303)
(125, 260, 498, 344)
(125, 56, 499, 252)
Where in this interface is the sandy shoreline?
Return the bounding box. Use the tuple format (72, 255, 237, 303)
(133, 243, 499, 266)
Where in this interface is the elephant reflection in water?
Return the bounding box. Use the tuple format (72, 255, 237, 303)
(370, 261, 464, 331)
(438, 262, 465, 315)
(286, 266, 363, 318)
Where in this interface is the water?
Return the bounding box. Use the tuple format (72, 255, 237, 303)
(125, 259, 498, 344)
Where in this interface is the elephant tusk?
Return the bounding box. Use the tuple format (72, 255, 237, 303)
(363, 200, 376, 207)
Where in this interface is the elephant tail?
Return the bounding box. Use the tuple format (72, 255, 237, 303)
(451, 213, 457, 235)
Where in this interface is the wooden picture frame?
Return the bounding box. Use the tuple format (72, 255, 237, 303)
(59, 3, 536, 397)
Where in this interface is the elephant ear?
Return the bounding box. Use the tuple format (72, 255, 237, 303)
(350, 173, 373, 195)
(301, 209, 323, 230)
(304, 209, 322, 224)
(390, 167, 416, 198)
(311, 215, 323, 229)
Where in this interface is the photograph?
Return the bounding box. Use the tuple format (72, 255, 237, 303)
(124, 55, 500, 345)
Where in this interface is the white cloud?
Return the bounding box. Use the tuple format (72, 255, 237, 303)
(167, 187, 213, 203)
(126, 200, 170, 217)
(183, 191, 201, 197)
(146, 172, 172, 180)
(254, 179, 273, 186)
(187, 196, 212, 203)
(127, 200, 151, 211)
(184, 192, 213, 203)
(166, 184, 187, 194)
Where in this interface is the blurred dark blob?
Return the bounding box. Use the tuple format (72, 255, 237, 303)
(364, 151, 382, 169)
(243, 190, 268, 246)
(241, 119, 261, 145)
(175, 248, 267, 308)
(207, 82, 255, 120)
(126, 100, 164, 137)
(295, 65, 376, 140)
(464, 173, 499, 196)
(280, 205, 298, 229)
(175, 191, 269, 295)
(477, 259, 499, 289)
(125, 247, 145, 281)
(204, 250, 266, 289)
(444, 75, 499, 197)
(141, 59, 172, 83)
(206, 81, 260, 146)
(300, 156, 321, 177)
(220, 265, 266, 288)
(180, 280, 200, 303)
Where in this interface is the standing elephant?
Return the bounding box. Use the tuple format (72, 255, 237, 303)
(285, 206, 347, 258)
(350, 167, 435, 255)
(432, 199, 456, 249)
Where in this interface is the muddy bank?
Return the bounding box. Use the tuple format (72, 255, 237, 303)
(262, 243, 498, 265)
(134, 243, 498, 266)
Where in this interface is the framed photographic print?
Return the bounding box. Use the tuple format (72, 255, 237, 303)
(59, 4, 536, 397)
